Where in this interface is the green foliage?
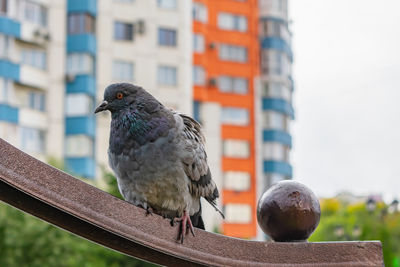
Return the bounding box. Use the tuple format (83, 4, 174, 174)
(310, 198, 400, 267)
(0, 161, 157, 267)
(101, 166, 124, 200)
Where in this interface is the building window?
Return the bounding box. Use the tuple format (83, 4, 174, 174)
(114, 22, 134, 41)
(20, 127, 45, 154)
(262, 82, 291, 102)
(0, 34, 10, 59)
(158, 65, 177, 86)
(193, 33, 205, 53)
(263, 142, 289, 161)
(193, 65, 205, 86)
(66, 53, 94, 75)
(219, 44, 247, 62)
(218, 12, 247, 32)
(158, 28, 177, 47)
(261, 50, 291, 77)
(112, 61, 134, 81)
(65, 94, 94, 116)
(263, 111, 289, 131)
(193, 2, 207, 23)
(218, 76, 248, 94)
(0, 79, 11, 104)
(224, 171, 250, 191)
(193, 101, 201, 123)
(21, 49, 47, 70)
(221, 107, 249, 126)
(0, 0, 7, 14)
(223, 139, 250, 158)
(65, 135, 94, 157)
(68, 13, 95, 34)
(28, 91, 45, 111)
(225, 204, 252, 224)
(260, 19, 283, 37)
(157, 0, 177, 9)
(25, 0, 47, 26)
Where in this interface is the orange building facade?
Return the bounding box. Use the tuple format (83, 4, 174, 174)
(192, 0, 260, 238)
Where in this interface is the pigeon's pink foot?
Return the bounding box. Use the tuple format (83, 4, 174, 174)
(175, 210, 195, 243)
(145, 207, 153, 216)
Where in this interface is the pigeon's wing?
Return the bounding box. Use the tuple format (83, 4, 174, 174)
(178, 113, 224, 218)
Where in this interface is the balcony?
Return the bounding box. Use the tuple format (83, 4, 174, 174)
(263, 129, 292, 147)
(66, 74, 96, 97)
(0, 59, 20, 81)
(65, 116, 96, 137)
(0, 16, 20, 37)
(262, 98, 294, 118)
(263, 160, 293, 177)
(67, 0, 97, 16)
(261, 37, 293, 62)
(67, 34, 97, 56)
(0, 103, 19, 123)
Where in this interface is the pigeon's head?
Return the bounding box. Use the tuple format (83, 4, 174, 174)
(94, 83, 146, 114)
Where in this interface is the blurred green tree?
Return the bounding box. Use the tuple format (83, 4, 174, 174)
(309, 198, 400, 267)
(0, 159, 156, 267)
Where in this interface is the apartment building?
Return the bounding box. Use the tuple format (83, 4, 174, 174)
(259, 0, 293, 191)
(192, 0, 259, 237)
(0, 0, 65, 163)
(0, 0, 192, 178)
(192, 0, 293, 239)
(0, 0, 293, 240)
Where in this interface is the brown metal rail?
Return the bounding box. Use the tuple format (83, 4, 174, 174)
(0, 139, 383, 266)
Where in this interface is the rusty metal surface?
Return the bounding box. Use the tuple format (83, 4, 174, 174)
(0, 139, 384, 267)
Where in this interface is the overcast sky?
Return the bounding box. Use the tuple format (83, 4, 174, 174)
(290, 0, 400, 201)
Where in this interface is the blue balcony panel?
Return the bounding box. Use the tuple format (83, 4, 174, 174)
(67, 0, 97, 16)
(264, 160, 293, 177)
(261, 37, 293, 62)
(67, 34, 96, 55)
(65, 157, 95, 179)
(66, 75, 96, 97)
(0, 103, 18, 123)
(263, 130, 292, 148)
(0, 60, 20, 81)
(259, 16, 287, 25)
(262, 98, 294, 118)
(0, 16, 21, 37)
(65, 116, 95, 137)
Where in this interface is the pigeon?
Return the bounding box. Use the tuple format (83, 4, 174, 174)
(95, 83, 224, 242)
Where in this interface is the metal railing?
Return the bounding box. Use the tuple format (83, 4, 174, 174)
(0, 139, 383, 266)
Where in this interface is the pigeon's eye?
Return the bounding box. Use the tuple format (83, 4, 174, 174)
(116, 92, 124, 100)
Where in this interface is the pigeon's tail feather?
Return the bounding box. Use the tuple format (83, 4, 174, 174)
(191, 214, 205, 230)
(206, 199, 225, 219)
(190, 204, 205, 230)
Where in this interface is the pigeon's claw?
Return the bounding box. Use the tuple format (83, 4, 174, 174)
(175, 210, 195, 243)
(145, 207, 154, 216)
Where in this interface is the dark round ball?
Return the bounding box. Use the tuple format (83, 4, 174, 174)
(257, 180, 321, 242)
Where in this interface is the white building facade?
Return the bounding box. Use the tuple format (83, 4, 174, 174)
(0, 0, 193, 179)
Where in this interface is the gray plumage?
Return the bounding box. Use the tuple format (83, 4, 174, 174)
(95, 83, 224, 231)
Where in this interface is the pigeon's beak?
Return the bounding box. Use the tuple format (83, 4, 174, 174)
(94, 100, 109, 113)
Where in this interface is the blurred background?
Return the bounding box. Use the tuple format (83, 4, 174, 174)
(0, 0, 399, 266)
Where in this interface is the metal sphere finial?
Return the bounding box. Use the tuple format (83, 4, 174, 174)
(257, 180, 321, 242)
